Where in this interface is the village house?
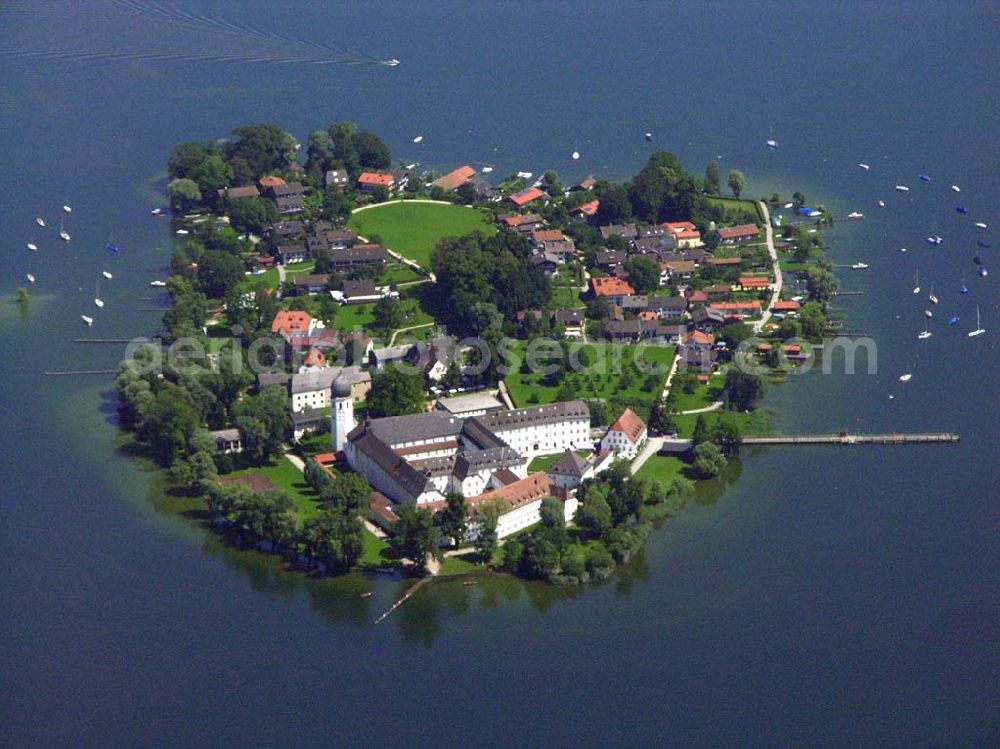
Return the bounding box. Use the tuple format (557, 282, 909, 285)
(551, 309, 585, 337)
(530, 252, 560, 275)
(590, 276, 635, 306)
(690, 306, 727, 332)
(368, 345, 411, 371)
(316, 228, 358, 250)
(571, 199, 600, 219)
(663, 221, 702, 249)
(709, 300, 763, 320)
(739, 276, 771, 291)
(595, 250, 627, 268)
(210, 428, 243, 455)
(532, 228, 564, 246)
(324, 169, 349, 189)
(570, 175, 596, 192)
(431, 165, 477, 192)
(600, 223, 638, 241)
(499, 213, 544, 232)
(340, 279, 382, 304)
(217, 185, 260, 200)
(508, 186, 547, 208)
(290, 366, 370, 413)
(292, 274, 330, 295)
(773, 300, 801, 314)
(718, 224, 760, 244)
(329, 243, 389, 272)
(258, 175, 285, 190)
(600, 408, 647, 459)
(685, 289, 708, 308)
(661, 259, 696, 283)
(276, 242, 309, 264)
(542, 239, 577, 262)
(358, 171, 396, 193)
(267, 220, 304, 239)
(634, 234, 678, 254)
(678, 331, 719, 374)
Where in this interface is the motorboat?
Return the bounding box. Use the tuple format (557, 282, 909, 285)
(858, 163, 870, 170)
(384, 58, 400, 66)
(895, 184, 910, 192)
(877, 199, 885, 207)
(951, 185, 961, 192)
(571, 151, 580, 159)
(956, 205, 968, 213)
(481, 166, 493, 173)
(27, 242, 37, 251)
(899, 373, 912, 382)
(150, 280, 167, 287)
(26, 273, 35, 284)
(766, 139, 778, 149)
(151, 207, 164, 215)
(919, 174, 931, 182)
(924, 309, 933, 318)
(977, 266, 988, 277)
(644, 132, 653, 142)
(107, 242, 119, 252)
(974, 222, 988, 229)
(63, 204, 72, 213)
(36, 217, 45, 227)
(102, 271, 113, 280)
(852, 262, 869, 269)
(412, 135, 423, 143)
(81, 315, 93, 326)
(847, 211, 864, 218)
(176, 229, 189, 235)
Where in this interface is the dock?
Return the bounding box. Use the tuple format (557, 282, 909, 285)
(44, 369, 118, 376)
(743, 433, 959, 446)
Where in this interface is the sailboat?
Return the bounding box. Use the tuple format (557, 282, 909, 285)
(928, 284, 938, 304)
(36, 217, 45, 227)
(59, 217, 70, 242)
(102, 270, 113, 280)
(94, 279, 104, 308)
(27, 242, 37, 251)
(967, 305, 985, 337)
(63, 204, 72, 213)
(918, 319, 932, 340)
(26, 273, 35, 284)
(899, 373, 912, 382)
(858, 163, 870, 170)
(912, 270, 920, 294)
(960, 275, 968, 294)
(924, 309, 933, 318)
(81, 314, 93, 326)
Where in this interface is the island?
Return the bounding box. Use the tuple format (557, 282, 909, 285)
(115, 122, 840, 585)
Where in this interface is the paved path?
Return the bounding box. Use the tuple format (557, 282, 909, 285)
(350, 198, 453, 215)
(496, 380, 516, 409)
(630, 436, 665, 475)
(388, 322, 435, 346)
(680, 400, 724, 415)
(752, 200, 783, 334)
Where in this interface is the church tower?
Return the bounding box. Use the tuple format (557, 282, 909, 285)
(331, 376, 354, 453)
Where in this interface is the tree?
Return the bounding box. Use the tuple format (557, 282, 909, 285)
(473, 503, 499, 563)
(353, 130, 392, 170)
(234, 385, 290, 464)
(705, 160, 721, 195)
(197, 251, 245, 298)
(594, 183, 633, 225)
(440, 492, 467, 546)
(227, 197, 278, 235)
(792, 191, 806, 207)
(538, 496, 568, 552)
(520, 536, 559, 579)
(321, 472, 371, 512)
(713, 413, 743, 456)
(367, 367, 424, 418)
(727, 170, 745, 198)
(440, 361, 463, 391)
(141, 387, 201, 466)
(692, 413, 711, 446)
(169, 141, 212, 180)
(623, 255, 661, 294)
(227, 124, 297, 178)
(372, 296, 404, 336)
(718, 322, 753, 352)
(703, 228, 721, 250)
(693, 441, 727, 478)
(799, 301, 828, 338)
(586, 399, 609, 427)
(575, 485, 613, 535)
(168, 178, 202, 212)
(804, 265, 839, 304)
(301, 511, 363, 574)
(190, 153, 233, 194)
(724, 368, 764, 411)
(391, 505, 440, 569)
(648, 397, 676, 435)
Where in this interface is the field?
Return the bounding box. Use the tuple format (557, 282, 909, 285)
(670, 374, 724, 412)
(635, 454, 690, 486)
(503, 339, 676, 420)
(706, 196, 765, 225)
(348, 200, 496, 268)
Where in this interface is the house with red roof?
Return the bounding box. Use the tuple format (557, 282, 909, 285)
(271, 310, 314, 337)
(590, 276, 635, 305)
(739, 276, 771, 290)
(684, 330, 716, 348)
(571, 199, 600, 219)
(431, 165, 477, 192)
(259, 175, 286, 189)
(772, 300, 801, 313)
(709, 300, 762, 320)
(662, 221, 702, 249)
(600, 408, 648, 458)
(357, 171, 396, 193)
(508, 186, 546, 207)
(718, 224, 760, 244)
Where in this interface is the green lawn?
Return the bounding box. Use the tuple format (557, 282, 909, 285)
(228, 457, 324, 518)
(706, 196, 765, 225)
(360, 528, 393, 567)
(504, 339, 676, 420)
(348, 200, 496, 269)
(635, 454, 689, 486)
(551, 285, 585, 309)
(527, 451, 590, 473)
(670, 375, 724, 412)
(333, 285, 438, 337)
(439, 553, 483, 575)
(672, 408, 772, 440)
(379, 261, 425, 286)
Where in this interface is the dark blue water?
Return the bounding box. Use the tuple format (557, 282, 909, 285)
(1, 2, 997, 746)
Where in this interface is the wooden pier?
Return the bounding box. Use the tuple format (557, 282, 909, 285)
(743, 433, 959, 446)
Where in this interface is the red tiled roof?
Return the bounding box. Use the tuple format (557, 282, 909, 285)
(705, 256, 742, 266)
(432, 165, 476, 192)
(259, 175, 286, 188)
(422, 473, 559, 515)
(718, 224, 759, 239)
(533, 229, 564, 243)
(685, 330, 716, 346)
(572, 199, 600, 216)
(591, 276, 635, 297)
(358, 172, 395, 186)
(271, 310, 313, 335)
(773, 300, 801, 311)
(638, 310, 658, 321)
(782, 345, 802, 354)
(609, 408, 646, 443)
(500, 213, 543, 228)
(710, 301, 762, 312)
(509, 187, 546, 207)
(662, 260, 696, 273)
(303, 348, 326, 368)
(757, 343, 774, 352)
(686, 290, 708, 303)
(663, 221, 701, 239)
(740, 276, 771, 288)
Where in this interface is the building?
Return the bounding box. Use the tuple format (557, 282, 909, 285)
(341, 279, 382, 304)
(663, 221, 702, 249)
(331, 376, 355, 453)
(773, 300, 801, 314)
(218, 185, 260, 200)
(368, 345, 411, 371)
(718, 224, 760, 244)
(532, 228, 564, 245)
(571, 199, 600, 219)
(291, 366, 370, 413)
(600, 408, 647, 458)
(324, 169, 349, 189)
(551, 309, 585, 337)
(542, 239, 576, 262)
(436, 392, 505, 419)
(292, 274, 330, 295)
(709, 300, 762, 319)
(600, 223, 638, 241)
(739, 276, 771, 291)
(329, 243, 389, 271)
(508, 186, 546, 207)
(476, 401, 591, 459)
(210, 428, 243, 455)
(259, 175, 285, 189)
(276, 243, 309, 264)
(431, 165, 477, 192)
(590, 276, 635, 305)
(499, 213, 544, 231)
(275, 194, 304, 214)
(358, 171, 396, 193)
(547, 449, 594, 489)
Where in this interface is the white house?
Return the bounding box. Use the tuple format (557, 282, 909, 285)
(547, 449, 594, 489)
(478, 401, 591, 459)
(600, 408, 648, 459)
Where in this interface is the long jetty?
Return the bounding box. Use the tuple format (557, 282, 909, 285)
(743, 433, 959, 446)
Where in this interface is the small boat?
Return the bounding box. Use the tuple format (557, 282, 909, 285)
(94, 280, 104, 308)
(150, 280, 167, 287)
(571, 151, 580, 160)
(175, 229, 189, 235)
(151, 207, 164, 215)
(847, 211, 864, 218)
(977, 266, 988, 277)
(644, 132, 653, 142)
(913, 270, 920, 294)
(106, 242, 119, 252)
(925, 235, 942, 245)
(481, 166, 493, 173)
(924, 309, 933, 318)
(967, 305, 985, 337)
(858, 163, 870, 170)
(63, 204, 72, 213)
(102, 270, 113, 280)
(895, 184, 910, 192)
(412, 135, 423, 143)
(928, 293, 938, 304)
(852, 262, 869, 269)
(26, 273, 35, 283)
(899, 373, 912, 382)
(516, 171, 533, 179)
(384, 58, 400, 66)
(360, 592, 373, 599)
(81, 315, 93, 326)
(59, 228, 71, 242)
(949, 316, 959, 326)
(974, 222, 988, 229)
(919, 174, 930, 182)
(977, 240, 990, 248)
(960, 275, 968, 294)
(918, 325, 932, 340)
(783, 202, 794, 208)
(951, 185, 961, 192)
(877, 199, 885, 207)
(956, 205, 968, 214)
(27, 242, 37, 251)
(900, 247, 908, 253)
(766, 139, 778, 149)
(973, 255, 983, 265)
(36, 217, 45, 227)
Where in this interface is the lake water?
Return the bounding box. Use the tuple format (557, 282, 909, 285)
(1, 1, 997, 746)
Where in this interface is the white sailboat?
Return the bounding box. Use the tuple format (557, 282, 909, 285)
(36, 217, 45, 227)
(913, 270, 920, 294)
(412, 135, 423, 143)
(63, 204, 72, 213)
(81, 314, 93, 326)
(59, 217, 70, 242)
(974, 221, 988, 229)
(102, 270, 113, 280)
(26, 273, 35, 283)
(918, 319, 932, 340)
(895, 184, 910, 192)
(951, 185, 960, 192)
(928, 284, 938, 304)
(967, 305, 985, 337)
(858, 163, 870, 170)
(94, 279, 104, 308)
(899, 373, 912, 382)
(27, 242, 37, 251)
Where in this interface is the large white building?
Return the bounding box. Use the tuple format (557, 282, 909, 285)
(290, 366, 370, 413)
(600, 408, 648, 459)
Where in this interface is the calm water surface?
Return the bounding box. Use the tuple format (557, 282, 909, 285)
(1, 2, 997, 746)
